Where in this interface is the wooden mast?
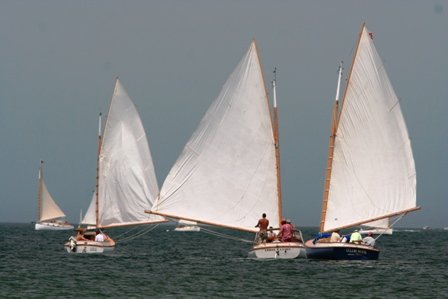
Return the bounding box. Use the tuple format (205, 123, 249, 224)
(272, 68, 283, 227)
(253, 40, 283, 226)
(319, 63, 342, 232)
(95, 113, 102, 228)
(37, 160, 44, 222)
(319, 23, 366, 232)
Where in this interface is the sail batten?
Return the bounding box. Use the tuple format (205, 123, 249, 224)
(149, 41, 280, 231)
(322, 25, 418, 233)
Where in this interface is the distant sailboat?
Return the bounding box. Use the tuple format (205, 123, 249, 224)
(174, 219, 200, 232)
(305, 23, 420, 260)
(146, 41, 306, 259)
(35, 161, 74, 230)
(359, 219, 393, 235)
(64, 78, 165, 253)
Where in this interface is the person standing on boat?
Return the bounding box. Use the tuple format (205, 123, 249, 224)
(349, 229, 362, 244)
(255, 213, 269, 242)
(362, 232, 375, 247)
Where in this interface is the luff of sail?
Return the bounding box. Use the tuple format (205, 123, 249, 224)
(38, 161, 67, 222)
(148, 41, 280, 232)
(82, 79, 163, 228)
(322, 24, 418, 232)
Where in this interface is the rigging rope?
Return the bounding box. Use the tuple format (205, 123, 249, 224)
(115, 224, 160, 244)
(200, 227, 253, 243)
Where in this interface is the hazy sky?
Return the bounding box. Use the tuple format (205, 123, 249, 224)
(1, 1, 447, 228)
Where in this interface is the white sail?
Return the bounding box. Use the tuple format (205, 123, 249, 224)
(38, 162, 67, 222)
(82, 79, 162, 228)
(151, 41, 280, 232)
(323, 25, 417, 232)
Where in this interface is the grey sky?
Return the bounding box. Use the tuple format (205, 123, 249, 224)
(1, 1, 447, 228)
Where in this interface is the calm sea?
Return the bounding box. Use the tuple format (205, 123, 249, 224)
(0, 223, 446, 298)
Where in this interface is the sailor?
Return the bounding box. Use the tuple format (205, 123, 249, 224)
(362, 232, 375, 247)
(255, 213, 269, 243)
(349, 229, 362, 244)
(330, 230, 341, 242)
(95, 230, 105, 242)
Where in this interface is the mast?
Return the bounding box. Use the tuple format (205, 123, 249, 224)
(337, 22, 365, 124)
(95, 113, 102, 228)
(319, 62, 343, 232)
(37, 160, 44, 222)
(272, 68, 283, 227)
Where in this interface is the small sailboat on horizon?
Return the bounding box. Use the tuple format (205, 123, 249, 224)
(35, 161, 74, 230)
(146, 41, 306, 259)
(305, 23, 420, 260)
(174, 219, 201, 232)
(64, 78, 166, 253)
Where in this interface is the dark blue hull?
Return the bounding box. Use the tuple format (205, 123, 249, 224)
(305, 240, 379, 260)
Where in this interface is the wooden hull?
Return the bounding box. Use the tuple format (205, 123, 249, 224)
(248, 242, 307, 259)
(35, 222, 74, 231)
(64, 239, 115, 254)
(305, 240, 379, 260)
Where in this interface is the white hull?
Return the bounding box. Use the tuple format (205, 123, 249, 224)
(64, 239, 115, 254)
(35, 222, 74, 231)
(174, 226, 200, 232)
(248, 242, 307, 259)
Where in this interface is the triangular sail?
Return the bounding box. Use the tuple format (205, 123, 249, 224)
(322, 25, 417, 232)
(38, 162, 67, 222)
(82, 79, 163, 228)
(150, 41, 280, 232)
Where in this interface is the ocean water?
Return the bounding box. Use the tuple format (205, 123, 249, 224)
(0, 223, 447, 298)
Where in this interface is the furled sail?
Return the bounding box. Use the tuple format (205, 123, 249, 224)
(322, 25, 417, 232)
(38, 163, 66, 222)
(82, 79, 162, 228)
(150, 41, 280, 232)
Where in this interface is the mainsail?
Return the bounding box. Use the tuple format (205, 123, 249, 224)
(82, 79, 162, 228)
(321, 24, 418, 232)
(149, 41, 280, 232)
(38, 161, 66, 222)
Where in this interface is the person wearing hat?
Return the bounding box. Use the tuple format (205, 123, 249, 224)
(349, 229, 362, 244)
(362, 232, 375, 247)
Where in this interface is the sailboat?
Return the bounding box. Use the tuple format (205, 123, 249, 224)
(305, 23, 420, 260)
(35, 161, 74, 230)
(359, 219, 393, 235)
(146, 41, 306, 259)
(174, 219, 201, 232)
(64, 78, 165, 253)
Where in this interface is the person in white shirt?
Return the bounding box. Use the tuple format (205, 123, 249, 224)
(95, 230, 105, 242)
(362, 232, 375, 247)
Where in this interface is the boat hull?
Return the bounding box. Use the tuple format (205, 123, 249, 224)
(64, 239, 115, 254)
(35, 222, 74, 231)
(248, 242, 307, 259)
(305, 240, 379, 260)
